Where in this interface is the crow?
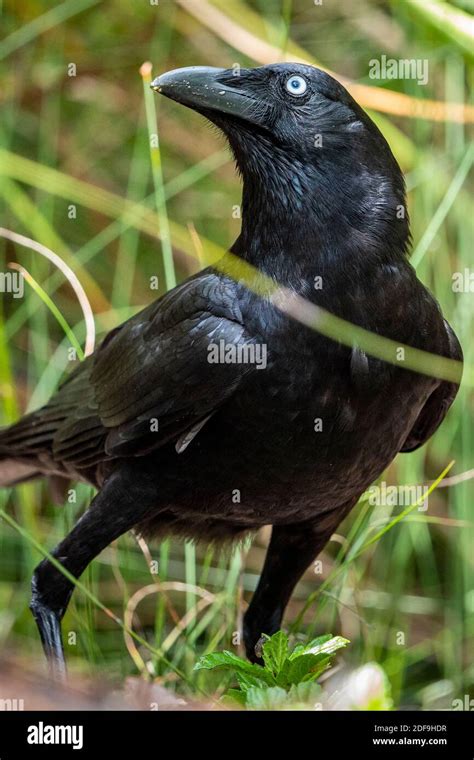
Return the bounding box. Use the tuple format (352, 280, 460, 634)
(0, 63, 462, 678)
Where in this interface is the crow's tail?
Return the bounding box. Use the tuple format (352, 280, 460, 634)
(0, 413, 51, 487)
(0, 357, 101, 489)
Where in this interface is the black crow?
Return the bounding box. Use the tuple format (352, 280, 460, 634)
(0, 63, 462, 677)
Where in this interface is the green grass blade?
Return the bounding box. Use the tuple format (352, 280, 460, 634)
(0, 0, 101, 61)
(140, 62, 177, 290)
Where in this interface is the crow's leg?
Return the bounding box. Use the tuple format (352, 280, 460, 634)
(30, 466, 157, 680)
(243, 509, 348, 663)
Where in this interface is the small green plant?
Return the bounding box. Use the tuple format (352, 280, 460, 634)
(195, 631, 349, 710)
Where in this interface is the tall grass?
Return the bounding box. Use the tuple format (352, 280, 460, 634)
(0, 0, 472, 707)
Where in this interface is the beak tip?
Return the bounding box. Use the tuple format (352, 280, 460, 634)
(150, 77, 162, 92)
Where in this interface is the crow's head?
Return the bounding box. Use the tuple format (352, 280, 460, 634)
(152, 64, 410, 264)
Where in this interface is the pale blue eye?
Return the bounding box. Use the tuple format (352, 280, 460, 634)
(285, 75, 307, 96)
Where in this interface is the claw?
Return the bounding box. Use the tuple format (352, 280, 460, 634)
(30, 601, 67, 683)
(254, 635, 266, 660)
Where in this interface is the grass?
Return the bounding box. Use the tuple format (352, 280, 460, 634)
(0, 0, 473, 709)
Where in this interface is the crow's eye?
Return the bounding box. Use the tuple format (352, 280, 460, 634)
(285, 75, 308, 97)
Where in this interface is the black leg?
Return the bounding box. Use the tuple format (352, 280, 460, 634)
(30, 465, 157, 680)
(243, 507, 350, 663)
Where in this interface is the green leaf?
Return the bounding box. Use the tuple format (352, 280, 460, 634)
(221, 689, 247, 707)
(194, 650, 250, 672)
(284, 653, 333, 685)
(194, 651, 275, 685)
(195, 633, 349, 704)
(289, 634, 333, 660)
(261, 630, 290, 677)
(246, 686, 288, 710)
(236, 671, 270, 692)
(289, 635, 349, 661)
(278, 636, 349, 687)
(287, 681, 322, 705)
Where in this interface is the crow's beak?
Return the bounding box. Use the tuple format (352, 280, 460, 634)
(151, 66, 267, 127)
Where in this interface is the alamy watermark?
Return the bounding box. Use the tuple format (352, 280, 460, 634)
(27, 722, 83, 750)
(369, 55, 429, 86)
(207, 340, 267, 369)
(0, 698, 24, 710)
(0, 270, 24, 298)
(367, 482, 429, 512)
(452, 268, 474, 293)
(452, 695, 474, 710)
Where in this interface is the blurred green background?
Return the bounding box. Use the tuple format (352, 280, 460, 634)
(0, 0, 472, 708)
